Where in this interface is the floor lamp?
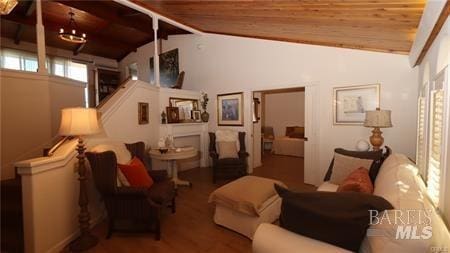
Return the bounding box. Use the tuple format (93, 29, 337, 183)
(59, 107, 100, 251)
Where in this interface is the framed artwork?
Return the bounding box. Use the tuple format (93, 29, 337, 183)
(217, 92, 244, 126)
(150, 49, 179, 87)
(166, 106, 180, 123)
(192, 110, 202, 122)
(138, 102, 149, 125)
(333, 84, 380, 125)
(252, 97, 261, 123)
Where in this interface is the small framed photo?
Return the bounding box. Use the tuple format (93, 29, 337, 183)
(166, 106, 180, 123)
(138, 102, 149, 125)
(217, 92, 244, 126)
(333, 84, 380, 125)
(192, 110, 201, 122)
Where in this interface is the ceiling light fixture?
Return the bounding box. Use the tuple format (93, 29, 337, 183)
(0, 0, 18, 15)
(59, 10, 86, 44)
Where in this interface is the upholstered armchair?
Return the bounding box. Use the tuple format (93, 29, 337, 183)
(209, 132, 249, 183)
(86, 142, 176, 240)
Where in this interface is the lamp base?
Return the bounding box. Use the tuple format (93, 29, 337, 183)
(69, 233, 98, 252)
(369, 127, 384, 151)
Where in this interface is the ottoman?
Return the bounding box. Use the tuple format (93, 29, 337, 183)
(208, 176, 286, 239)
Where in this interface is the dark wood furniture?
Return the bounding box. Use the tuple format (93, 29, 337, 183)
(86, 142, 176, 240)
(209, 132, 248, 183)
(97, 69, 120, 104)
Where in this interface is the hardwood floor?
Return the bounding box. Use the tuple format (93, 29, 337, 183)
(80, 154, 314, 253)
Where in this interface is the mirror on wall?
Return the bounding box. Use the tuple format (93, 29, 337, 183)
(169, 97, 199, 122)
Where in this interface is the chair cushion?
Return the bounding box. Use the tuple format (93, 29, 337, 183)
(91, 142, 132, 164)
(218, 141, 239, 159)
(337, 167, 373, 194)
(329, 153, 373, 184)
(147, 180, 175, 204)
(118, 157, 154, 188)
(216, 130, 240, 150)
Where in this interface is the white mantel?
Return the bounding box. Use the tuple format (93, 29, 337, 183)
(159, 122, 209, 167)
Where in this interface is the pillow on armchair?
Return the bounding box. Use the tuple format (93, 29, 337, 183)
(218, 141, 239, 159)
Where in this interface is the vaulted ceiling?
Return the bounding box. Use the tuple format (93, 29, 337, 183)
(132, 0, 426, 54)
(0, 0, 190, 60)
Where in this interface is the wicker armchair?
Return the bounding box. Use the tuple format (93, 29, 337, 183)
(209, 132, 248, 183)
(86, 142, 176, 240)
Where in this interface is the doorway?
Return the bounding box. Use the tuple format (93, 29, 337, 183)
(252, 87, 315, 191)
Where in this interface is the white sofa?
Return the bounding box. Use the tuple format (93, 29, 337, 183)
(253, 153, 450, 253)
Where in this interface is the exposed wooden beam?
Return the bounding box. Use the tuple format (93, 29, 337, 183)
(73, 43, 85, 56)
(414, 1, 450, 66)
(14, 0, 36, 45)
(2, 14, 136, 52)
(54, 0, 154, 36)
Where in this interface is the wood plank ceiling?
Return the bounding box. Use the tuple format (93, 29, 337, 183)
(132, 0, 426, 54)
(0, 0, 190, 60)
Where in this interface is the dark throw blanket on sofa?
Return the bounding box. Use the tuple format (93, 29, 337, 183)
(274, 184, 394, 252)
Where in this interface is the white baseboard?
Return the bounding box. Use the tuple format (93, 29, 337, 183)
(47, 211, 106, 253)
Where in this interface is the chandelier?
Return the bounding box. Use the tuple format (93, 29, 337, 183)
(59, 11, 86, 44)
(0, 0, 18, 15)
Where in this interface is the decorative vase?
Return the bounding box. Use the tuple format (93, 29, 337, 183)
(201, 111, 209, 122)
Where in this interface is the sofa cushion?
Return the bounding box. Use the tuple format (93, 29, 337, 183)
(337, 167, 373, 194)
(324, 148, 383, 184)
(317, 181, 339, 192)
(329, 153, 373, 184)
(275, 185, 393, 252)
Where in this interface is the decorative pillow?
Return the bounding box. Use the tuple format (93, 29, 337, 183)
(329, 153, 373, 184)
(117, 168, 130, 187)
(118, 157, 153, 188)
(274, 184, 394, 252)
(324, 148, 384, 184)
(218, 141, 239, 159)
(289, 127, 305, 139)
(91, 142, 132, 164)
(337, 167, 373, 194)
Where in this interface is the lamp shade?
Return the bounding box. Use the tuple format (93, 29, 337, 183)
(364, 109, 393, 128)
(59, 108, 100, 136)
(0, 0, 18, 15)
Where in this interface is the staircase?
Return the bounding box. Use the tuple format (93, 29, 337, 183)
(1, 178, 24, 253)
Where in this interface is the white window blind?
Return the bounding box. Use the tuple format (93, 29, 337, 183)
(416, 95, 427, 174)
(427, 88, 444, 205)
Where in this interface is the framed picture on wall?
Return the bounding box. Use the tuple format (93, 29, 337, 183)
(138, 102, 149, 125)
(166, 106, 180, 123)
(217, 92, 244, 126)
(333, 84, 380, 125)
(192, 110, 202, 122)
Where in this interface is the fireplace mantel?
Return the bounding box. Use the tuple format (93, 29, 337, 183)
(159, 123, 209, 167)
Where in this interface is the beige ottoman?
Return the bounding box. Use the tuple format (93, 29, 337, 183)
(209, 176, 285, 239)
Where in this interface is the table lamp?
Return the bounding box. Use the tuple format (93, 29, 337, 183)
(59, 107, 100, 251)
(364, 108, 392, 151)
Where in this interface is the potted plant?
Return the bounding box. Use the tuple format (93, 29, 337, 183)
(200, 92, 209, 122)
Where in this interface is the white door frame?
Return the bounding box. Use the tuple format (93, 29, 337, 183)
(248, 83, 320, 185)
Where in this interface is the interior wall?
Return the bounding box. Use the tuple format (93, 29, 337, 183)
(121, 33, 419, 183)
(264, 91, 305, 137)
(0, 70, 85, 180)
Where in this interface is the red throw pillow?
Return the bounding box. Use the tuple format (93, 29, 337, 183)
(337, 167, 373, 194)
(118, 157, 154, 188)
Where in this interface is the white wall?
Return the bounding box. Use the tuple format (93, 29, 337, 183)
(1, 70, 85, 180)
(123, 33, 418, 181)
(264, 91, 305, 137)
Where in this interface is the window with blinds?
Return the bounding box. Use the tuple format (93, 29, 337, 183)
(416, 96, 427, 174)
(427, 88, 444, 205)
